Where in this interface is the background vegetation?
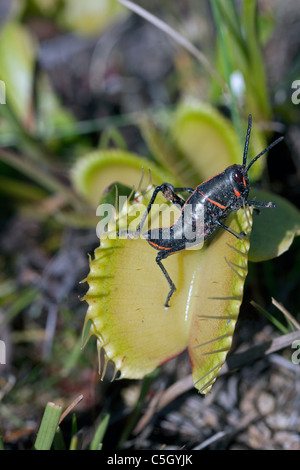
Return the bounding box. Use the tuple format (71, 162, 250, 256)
(0, 0, 300, 450)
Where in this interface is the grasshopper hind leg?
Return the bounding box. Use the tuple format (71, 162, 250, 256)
(156, 250, 176, 308)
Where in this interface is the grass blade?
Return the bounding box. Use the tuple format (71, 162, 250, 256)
(34, 402, 62, 450)
(89, 414, 110, 450)
(211, 0, 242, 144)
(250, 300, 289, 334)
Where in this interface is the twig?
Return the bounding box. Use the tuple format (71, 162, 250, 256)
(133, 388, 164, 435)
(271, 297, 300, 331)
(156, 374, 193, 411)
(192, 409, 258, 450)
(225, 330, 300, 371)
(58, 395, 84, 426)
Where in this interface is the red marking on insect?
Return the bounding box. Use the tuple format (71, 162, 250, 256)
(198, 191, 227, 210)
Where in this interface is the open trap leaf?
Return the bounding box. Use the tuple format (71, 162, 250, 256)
(59, 0, 128, 35)
(170, 102, 266, 184)
(82, 185, 253, 394)
(71, 149, 177, 206)
(188, 208, 252, 393)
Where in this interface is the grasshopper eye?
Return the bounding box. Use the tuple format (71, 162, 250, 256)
(233, 169, 243, 183)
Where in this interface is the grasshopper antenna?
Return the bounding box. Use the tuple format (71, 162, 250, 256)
(243, 114, 252, 167)
(246, 136, 284, 172)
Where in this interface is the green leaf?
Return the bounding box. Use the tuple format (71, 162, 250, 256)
(0, 22, 36, 128)
(90, 414, 110, 450)
(249, 189, 300, 262)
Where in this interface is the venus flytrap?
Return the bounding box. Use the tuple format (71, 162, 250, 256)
(82, 181, 253, 393)
(77, 106, 299, 394)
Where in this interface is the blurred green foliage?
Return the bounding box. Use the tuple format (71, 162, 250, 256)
(0, 0, 300, 450)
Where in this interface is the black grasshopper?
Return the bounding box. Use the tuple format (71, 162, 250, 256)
(119, 115, 283, 307)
